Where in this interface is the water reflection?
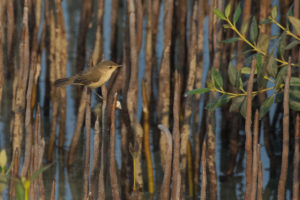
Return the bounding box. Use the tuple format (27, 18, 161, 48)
(0, 0, 297, 199)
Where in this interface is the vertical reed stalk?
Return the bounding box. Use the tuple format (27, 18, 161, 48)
(30, 105, 46, 200)
(47, 10, 58, 161)
(244, 58, 256, 200)
(158, 0, 174, 169)
(11, 3, 30, 192)
(250, 110, 259, 200)
(158, 124, 173, 200)
(142, 81, 154, 194)
(93, 0, 104, 64)
(205, 108, 217, 200)
(98, 85, 107, 199)
(47, 90, 58, 161)
(179, 1, 198, 192)
(127, 0, 144, 192)
(145, 0, 153, 101)
(110, 93, 120, 200)
(110, 0, 118, 60)
(120, 119, 130, 199)
(278, 58, 291, 200)
(20, 58, 35, 177)
(279, 0, 290, 27)
(0, 0, 4, 112)
(148, 0, 160, 152)
(6, 0, 14, 60)
(293, 114, 299, 200)
(119, 48, 132, 197)
(50, 180, 55, 200)
(187, 139, 194, 197)
(193, 0, 205, 194)
(206, 0, 223, 199)
(55, 0, 68, 149)
(83, 90, 91, 199)
(236, 0, 251, 70)
(180, 1, 197, 196)
(171, 71, 182, 200)
(90, 115, 101, 196)
(43, 0, 51, 117)
(74, 0, 93, 106)
(257, 145, 263, 200)
(257, 0, 275, 177)
(36, 106, 46, 200)
(200, 141, 207, 200)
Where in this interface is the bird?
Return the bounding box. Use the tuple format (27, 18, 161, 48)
(54, 60, 121, 88)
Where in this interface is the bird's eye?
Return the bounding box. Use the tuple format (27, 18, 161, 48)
(109, 66, 113, 69)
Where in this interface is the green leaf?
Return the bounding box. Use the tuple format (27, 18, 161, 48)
(233, 3, 241, 24)
(205, 95, 232, 111)
(290, 77, 300, 87)
(241, 18, 250, 35)
(289, 87, 300, 111)
(275, 66, 288, 91)
(250, 17, 258, 43)
(15, 180, 25, 200)
(266, 56, 277, 78)
(0, 150, 7, 170)
(240, 67, 251, 74)
(290, 86, 300, 99)
(185, 88, 210, 96)
(278, 32, 286, 59)
(222, 37, 239, 43)
(285, 40, 300, 50)
(287, 6, 294, 17)
(257, 54, 268, 88)
(260, 19, 272, 25)
(257, 33, 270, 53)
(30, 163, 54, 182)
(214, 8, 226, 20)
(240, 97, 248, 118)
(228, 62, 237, 86)
(259, 94, 274, 119)
(229, 96, 245, 112)
(225, 4, 231, 18)
(289, 99, 300, 111)
(211, 68, 223, 89)
(256, 53, 263, 70)
(271, 6, 277, 19)
(288, 16, 300, 36)
(240, 67, 257, 75)
(238, 76, 244, 91)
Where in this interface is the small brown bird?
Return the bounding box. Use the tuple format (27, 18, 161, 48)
(54, 60, 121, 88)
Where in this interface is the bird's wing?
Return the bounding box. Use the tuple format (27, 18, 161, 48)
(73, 70, 101, 86)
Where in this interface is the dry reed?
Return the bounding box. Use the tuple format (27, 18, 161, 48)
(244, 58, 256, 200)
(158, 124, 173, 200)
(278, 57, 292, 200)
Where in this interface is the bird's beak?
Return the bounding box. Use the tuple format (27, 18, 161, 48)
(117, 65, 123, 68)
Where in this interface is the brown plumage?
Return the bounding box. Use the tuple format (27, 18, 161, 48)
(54, 60, 121, 88)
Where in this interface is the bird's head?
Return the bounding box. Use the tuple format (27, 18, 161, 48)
(98, 60, 122, 73)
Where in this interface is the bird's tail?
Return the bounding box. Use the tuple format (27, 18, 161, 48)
(54, 77, 73, 87)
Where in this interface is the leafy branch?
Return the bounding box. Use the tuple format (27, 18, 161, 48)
(186, 3, 300, 118)
(215, 4, 297, 67)
(267, 6, 300, 42)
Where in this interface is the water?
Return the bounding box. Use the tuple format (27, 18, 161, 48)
(0, 0, 296, 199)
